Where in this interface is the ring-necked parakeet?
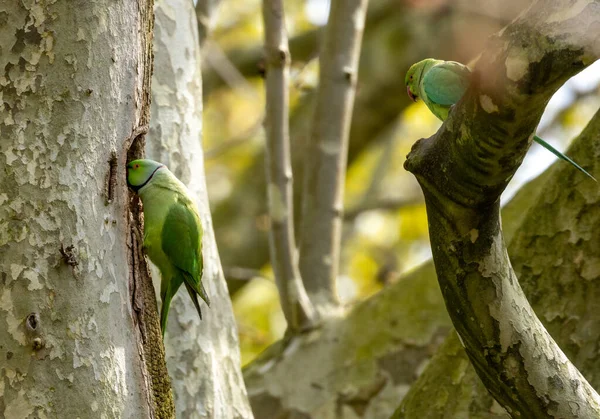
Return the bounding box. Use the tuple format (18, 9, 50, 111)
(405, 58, 596, 181)
(127, 159, 210, 336)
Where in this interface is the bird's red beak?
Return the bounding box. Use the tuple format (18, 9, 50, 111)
(407, 85, 417, 102)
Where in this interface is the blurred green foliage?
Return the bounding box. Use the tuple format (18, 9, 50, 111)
(201, 0, 600, 365)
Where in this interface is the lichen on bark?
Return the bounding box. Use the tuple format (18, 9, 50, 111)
(396, 107, 600, 418)
(402, 0, 600, 415)
(0, 0, 172, 417)
(243, 261, 451, 418)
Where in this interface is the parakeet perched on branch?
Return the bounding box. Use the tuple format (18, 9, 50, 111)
(405, 58, 596, 181)
(127, 159, 210, 336)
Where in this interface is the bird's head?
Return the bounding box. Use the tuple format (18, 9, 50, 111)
(405, 60, 428, 102)
(127, 159, 165, 192)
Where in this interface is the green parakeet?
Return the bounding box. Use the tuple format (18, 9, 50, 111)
(405, 58, 596, 181)
(127, 159, 210, 336)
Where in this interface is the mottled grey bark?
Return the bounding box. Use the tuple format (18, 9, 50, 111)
(403, 0, 600, 416)
(244, 262, 451, 419)
(146, 0, 253, 418)
(396, 107, 600, 419)
(0, 1, 174, 418)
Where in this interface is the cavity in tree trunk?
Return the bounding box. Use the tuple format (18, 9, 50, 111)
(0, 1, 173, 417)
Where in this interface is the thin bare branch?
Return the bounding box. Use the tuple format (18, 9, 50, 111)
(536, 84, 600, 138)
(262, 0, 317, 332)
(212, 0, 517, 298)
(298, 0, 370, 313)
(204, 114, 265, 159)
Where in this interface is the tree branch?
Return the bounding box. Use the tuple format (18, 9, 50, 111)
(396, 106, 600, 418)
(203, 40, 261, 100)
(222, 266, 272, 283)
(204, 113, 264, 159)
(262, 0, 317, 332)
(298, 0, 370, 312)
(202, 0, 394, 97)
(404, 0, 600, 415)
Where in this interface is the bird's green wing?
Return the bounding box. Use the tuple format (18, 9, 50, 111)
(423, 61, 471, 106)
(161, 198, 210, 305)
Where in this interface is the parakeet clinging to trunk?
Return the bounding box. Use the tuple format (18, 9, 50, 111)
(127, 159, 210, 337)
(405, 58, 596, 181)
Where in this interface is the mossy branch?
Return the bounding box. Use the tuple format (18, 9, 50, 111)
(396, 109, 600, 419)
(404, 0, 600, 416)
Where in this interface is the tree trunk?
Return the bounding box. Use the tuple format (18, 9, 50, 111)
(0, 1, 174, 417)
(298, 0, 369, 312)
(244, 261, 451, 419)
(146, 0, 253, 417)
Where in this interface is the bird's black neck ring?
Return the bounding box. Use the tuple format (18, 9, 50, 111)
(131, 165, 164, 192)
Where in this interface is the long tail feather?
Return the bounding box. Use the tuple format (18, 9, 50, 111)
(182, 271, 211, 307)
(160, 291, 173, 338)
(198, 280, 210, 307)
(533, 135, 597, 182)
(184, 282, 203, 320)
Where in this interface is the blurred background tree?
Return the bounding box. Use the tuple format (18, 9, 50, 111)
(200, 0, 600, 366)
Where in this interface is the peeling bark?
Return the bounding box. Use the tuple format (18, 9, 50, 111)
(244, 263, 451, 419)
(0, 0, 173, 417)
(396, 109, 600, 418)
(403, 0, 600, 416)
(145, 0, 253, 417)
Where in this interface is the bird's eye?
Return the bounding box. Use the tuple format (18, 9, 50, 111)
(134, 164, 140, 169)
(410, 75, 413, 79)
